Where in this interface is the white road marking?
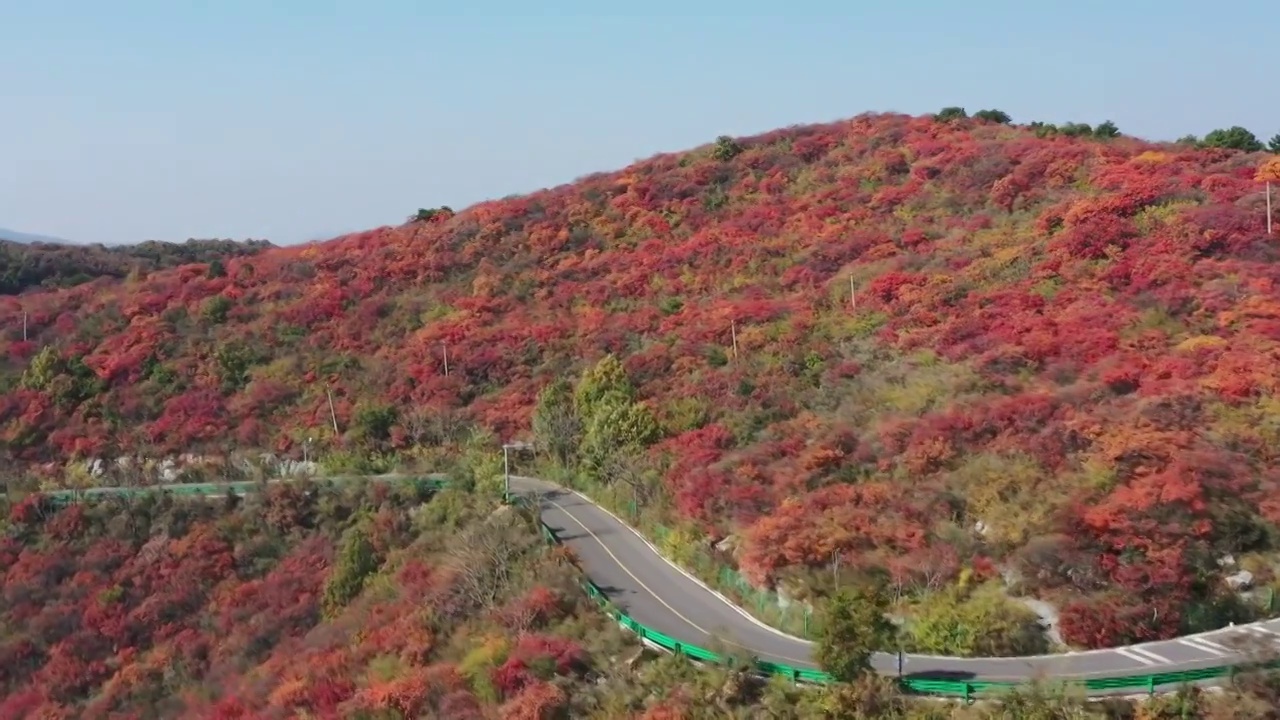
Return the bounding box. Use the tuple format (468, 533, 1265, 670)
(1117, 647, 1168, 666)
(1211, 626, 1280, 652)
(1115, 649, 1155, 666)
(1179, 636, 1230, 657)
(1236, 626, 1280, 646)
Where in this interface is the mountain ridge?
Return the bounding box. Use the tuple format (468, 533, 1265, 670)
(0, 226, 73, 245)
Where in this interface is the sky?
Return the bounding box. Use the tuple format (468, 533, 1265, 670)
(1, 1, 1274, 246)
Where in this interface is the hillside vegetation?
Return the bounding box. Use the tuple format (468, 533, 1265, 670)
(0, 480, 652, 718)
(15, 483, 1280, 718)
(0, 238, 274, 296)
(4, 111, 1280, 654)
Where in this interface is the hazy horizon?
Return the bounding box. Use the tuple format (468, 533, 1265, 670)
(3, 1, 1276, 247)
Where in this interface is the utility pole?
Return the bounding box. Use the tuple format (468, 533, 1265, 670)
(442, 342, 450, 377)
(326, 389, 339, 434)
(503, 445, 510, 499)
(850, 276, 856, 310)
(730, 320, 739, 361)
(1258, 159, 1279, 236)
(22, 311, 27, 341)
(831, 550, 840, 589)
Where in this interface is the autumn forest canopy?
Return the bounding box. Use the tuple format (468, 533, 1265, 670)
(0, 479, 713, 718)
(5, 107, 1280, 715)
(0, 238, 275, 296)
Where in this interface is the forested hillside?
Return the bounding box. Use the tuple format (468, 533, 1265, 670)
(0, 480, 647, 718)
(0, 238, 274, 295)
(15, 480, 1280, 718)
(4, 110, 1280, 655)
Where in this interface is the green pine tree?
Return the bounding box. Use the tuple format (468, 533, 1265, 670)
(321, 522, 380, 618)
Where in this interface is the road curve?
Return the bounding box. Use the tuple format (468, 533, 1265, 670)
(509, 475, 1280, 688)
(37, 472, 1280, 692)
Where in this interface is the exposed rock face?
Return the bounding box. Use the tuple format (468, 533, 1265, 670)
(1017, 597, 1063, 647)
(625, 645, 658, 671)
(714, 534, 739, 555)
(81, 453, 320, 483)
(1226, 570, 1254, 592)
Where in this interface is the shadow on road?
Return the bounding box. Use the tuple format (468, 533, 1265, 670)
(530, 488, 572, 505)
(902, 669, 978, 681)
(555, 528, 613, 541)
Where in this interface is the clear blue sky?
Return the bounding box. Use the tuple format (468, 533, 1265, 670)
(1, 1, 1274, 246)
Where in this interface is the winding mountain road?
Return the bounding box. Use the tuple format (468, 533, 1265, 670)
(39, 472, 1280, 695)
(508, 476, 1280, 690)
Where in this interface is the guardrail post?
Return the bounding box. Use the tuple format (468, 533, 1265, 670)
(963, 683, 972, 704)
(1146, 676, 1155, 695)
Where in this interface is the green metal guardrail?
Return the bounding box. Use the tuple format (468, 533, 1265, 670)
(515, 494, 1275, 701)
(38, 479, 1278, 701)
(41, 476, 447, 504)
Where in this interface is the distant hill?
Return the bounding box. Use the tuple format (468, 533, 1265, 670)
(0, 227, 73, 245)
(0, 237, 275, 295)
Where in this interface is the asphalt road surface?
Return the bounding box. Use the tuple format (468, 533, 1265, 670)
(510, 475, 1280, 687)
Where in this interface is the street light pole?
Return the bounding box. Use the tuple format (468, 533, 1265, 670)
(501, 441, 534, 502)
(892, 617, 906, 678)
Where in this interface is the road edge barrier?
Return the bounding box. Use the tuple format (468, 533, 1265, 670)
(506, 495, 1280, 701)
